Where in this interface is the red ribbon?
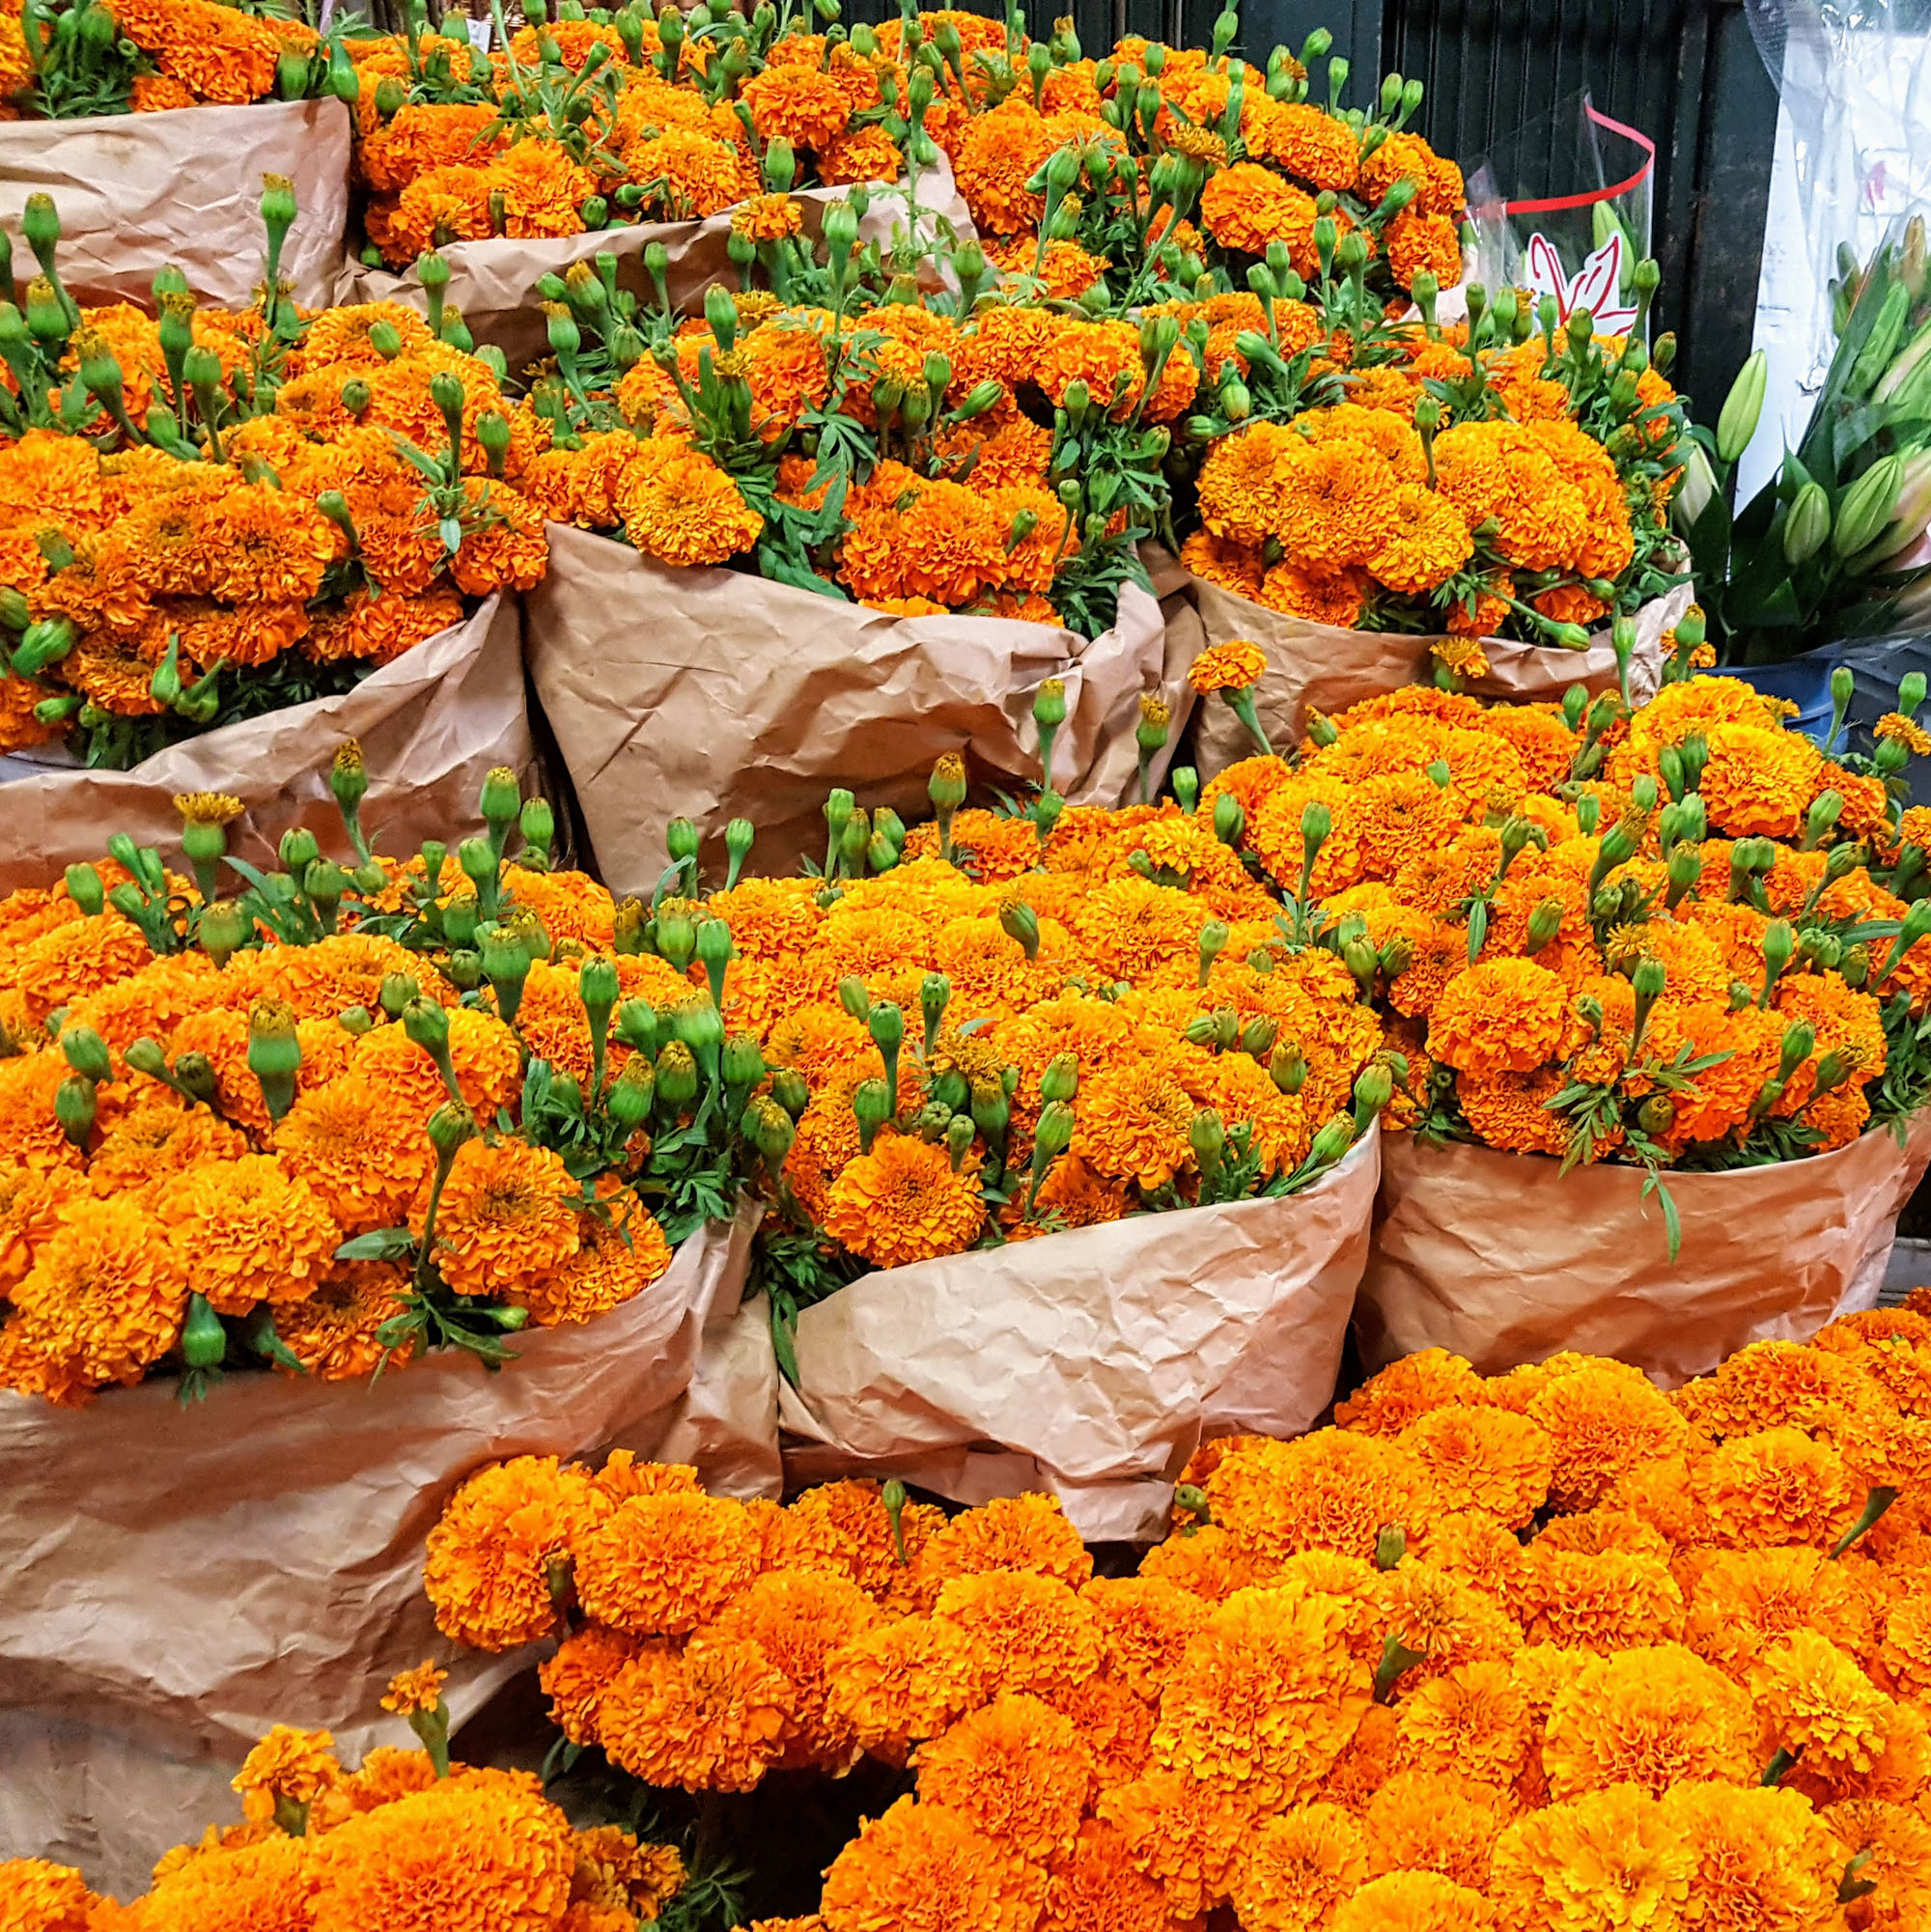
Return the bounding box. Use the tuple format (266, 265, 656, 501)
(1502, 102, 1657, 215)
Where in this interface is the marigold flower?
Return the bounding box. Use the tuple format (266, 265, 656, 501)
(596, 1634, 796, 1793)
(423, 1455, 604, 1651)
(574, 1490, 761, 1638)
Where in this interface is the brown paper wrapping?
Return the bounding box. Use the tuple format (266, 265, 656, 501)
(0, 1207, 762, 1895)
(1189, 578, 1692, 777)
(0, 99, 350, 310)
(1355, 1115, 1931, 1387)
(0, 595, 529, 896)
(336, 156, 974, 370)
(777, 1128, 1381, 1543)
(524, 525, 1197, 890)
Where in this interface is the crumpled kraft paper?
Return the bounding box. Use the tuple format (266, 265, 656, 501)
(0, 99, 350, 311)
(0, 595, 529, 896)
(1354, 1116, 1931, 1388)
(0, 1206, 765, 1896)
(523, 526, 1197, 890)
(336, 155, 974, 371)
(1189, 578, 1691, 777)
(777, 1127, 1381, 1543)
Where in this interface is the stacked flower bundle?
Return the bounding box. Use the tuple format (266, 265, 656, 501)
(408, 1299, 1931, 1929)
(4, 1665, 690, 1926)
(347, 0, 921, 266)
(0, 757, 759, 1405)
(515, 246, 1184, 633)
(1179, 260, 1691, 641)
(1191, 645, 1931, 1234)
(0, 188, 548, 766)
(944, 18, 1464, 315)
(685, 776, 1385, 1350)
(0, 0, 349, 121)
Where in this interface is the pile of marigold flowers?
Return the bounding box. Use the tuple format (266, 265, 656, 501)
(0, 755, 768, 1406)
(2, 1662, 691, 1927)
(346, 0, 921, 267)
(683, 768, 1387, 1347)
(0, 0, 350, 121)
(512, 243, 1188, 635)
(407, 1296, 1931, 1931)
(0, 186, 550, 766)
(1189, 643, 1931, 1225)
(1178, 254, 1690, 640)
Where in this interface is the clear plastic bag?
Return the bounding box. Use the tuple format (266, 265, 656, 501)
(1463, 90, 1657, 334)
(1743, 0, 1931, 488)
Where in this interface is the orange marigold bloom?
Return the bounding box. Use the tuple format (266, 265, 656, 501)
(1398, 1405, 1553, 1527)
(169, 1152, 340, 1316)
(618, 444, 763, 568)
(596, 1635, 797, 1792)
(231, 1722, 342, 1822)
(540, 1625, 643, 1747)
(1542, 1643, 1754, 1800)
(1331, 1870, 1494, 1930)
(1230, 1801, 1369, 1932)
(1151, 1582, 1373, 1808)
(1394, 1659, 1531, 1789)
(1188, 637, 1268, 694)
(573, 1489, 761, 1638)
(1694, 1425, 1858, 1550)
(1526, 1359, 1689, 1509)
(1489, 1781, 1692, 1929)
(1095, 1768, 1249, 1920)
(423, 1454, 604, 1651)
(305, 1769, 574, 1931)
(1752, 1629, 1898, 1785)
(380, 1661, 447, 1718)
(418, 1136, 579, 1301)
(915, 1494, 1094, 1595)
(6, 1194, 185, 1391)
(1825, 1797, 1931, 1930)
(1425, 958, 1570, 1078)
(1200, 161, 1320, 268)
(930, 1570, 1103, 1703)
(915, 1694, 1093, 1863)
(819, 1795, 1047, 1932)
(1335, 1347, 1490, 1434)
(1037, 1819, 1170, 1932)
(0, 1859, 104, 1930)
(825, 1615, 985, 1761)
(822, 1132, 986, 1271)
(1080, 1576, 1211, 1700)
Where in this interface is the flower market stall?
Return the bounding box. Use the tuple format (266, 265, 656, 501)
(7, 0, 1931, 1921)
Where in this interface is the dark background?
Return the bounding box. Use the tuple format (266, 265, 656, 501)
(846, 0, 1780, 423)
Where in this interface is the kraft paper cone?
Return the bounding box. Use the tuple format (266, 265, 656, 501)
(337, 155, 974, 371)
(1355, 1115, 1931, 1388)
(777, 1127, 1381, 1543)
(0, 595, 530, 895)
(524, 526, 1197, 890)
(1189, 579, 1690, 777)
(0, 1206, 762, 1895)
(0, 99, 350, 310)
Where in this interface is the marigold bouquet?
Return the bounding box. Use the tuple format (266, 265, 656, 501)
(1178, 257, 1690, 641)
(4, 1663, 692, 1927)
(347, 0, 927, 268)
(509, 232, 1181, 633)
(1194, 644, 1931, 1245)
(941, 16, 1464, 317)
(0, 0, 351, 121)
(411, 1297, 1931, 1932)
(0, 188, 550, 767)
(672, 771, 1387, 1361)
(0, 756, 772, 1406)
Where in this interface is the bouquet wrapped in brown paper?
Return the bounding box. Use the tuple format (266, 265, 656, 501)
(1355, 1113, 1931, 1386)
(779, 1129, 1381, 1542)
(0, 98, 350, 309)
(0, 1205, 763, 1898)
(0, 593, 530, 895)
(1188, 574, 1691, 778)
(334, 162, 974, 374)
(525, 526, 1200, 884)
